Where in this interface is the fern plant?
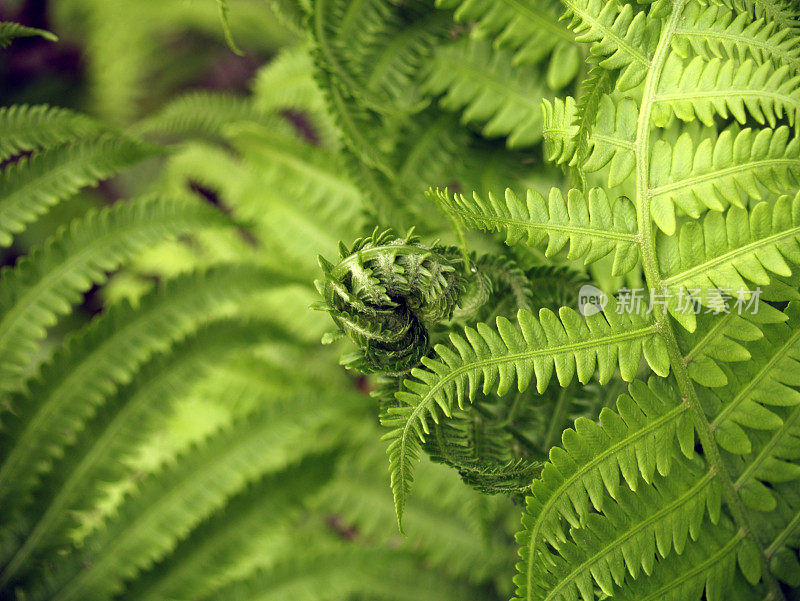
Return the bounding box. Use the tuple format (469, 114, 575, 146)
(5, 0, 800, 600)
(309, 1, 800, 600)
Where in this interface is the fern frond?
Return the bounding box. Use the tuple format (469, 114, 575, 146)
(560, 0, 655, 91)
(22, 394, 363, 601)
(649, 126, 800, 235)
(310, 0, 449, 115)
(0, 21, 56, 48)
(658, 194, 800, 325)
(425, 38, 549, 148)
(0, 134, 164, 247)
(384, 298, 670, 528)
(0, 265, 302, 519)
(523, 458, 721, 601)
(0, 195, 229, 396)
(134, 91, 275, 139)
(0, 319, 294, 585)
(115, 454, 335, 601)
(0, 105, 105, 163)
(226, 122, 362, 223)
(653, 54, 800, 129)
(251, 44, 327, 115)
(602, 523, 750, 601)
(434, 0, 578, 72)
(424, 392, 545, 494)
(514, 378, 703, 601)
(673, 3, 800, 72)
(201, 542, 484, 601)
(429, 187, 640, 276)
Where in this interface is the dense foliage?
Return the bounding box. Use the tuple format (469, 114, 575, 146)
(1, 1, 800, 601)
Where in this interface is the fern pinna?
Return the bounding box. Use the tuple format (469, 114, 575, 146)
(313, 1, 800, 600)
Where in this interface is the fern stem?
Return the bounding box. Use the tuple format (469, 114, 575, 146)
(634, 3, 784, 598)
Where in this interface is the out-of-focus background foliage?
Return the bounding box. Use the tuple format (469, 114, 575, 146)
(0, 2, 524, 599)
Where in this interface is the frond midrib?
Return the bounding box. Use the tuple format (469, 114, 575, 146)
(441, 205, 639, 242)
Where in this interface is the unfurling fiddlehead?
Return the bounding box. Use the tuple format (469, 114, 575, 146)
(315, 229, 466, 376)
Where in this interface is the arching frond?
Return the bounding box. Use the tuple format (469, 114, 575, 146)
(0, 319, 295, 585)
(0, 195, 229, 396)
(0, 265, 303, 520)
(425, 38, 548, 148)
(0, 135, 164, 247)
(111, 455, 335, 601)
(0, 105, 105, 163)
(21, 394, 364, 601)
(384, 297, 670, 528)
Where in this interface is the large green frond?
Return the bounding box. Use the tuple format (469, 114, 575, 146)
(114, 455, 335, 601)
(0, 195, 229, 396)
(0, 134, 164, 247)
(0, 265, 303, 520)
(22, 394, 364, 601)
(0, 319, 295, 585)
(514, 378, 706, 601)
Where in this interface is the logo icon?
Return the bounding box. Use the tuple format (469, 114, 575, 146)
(578, 284, 607, 317)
